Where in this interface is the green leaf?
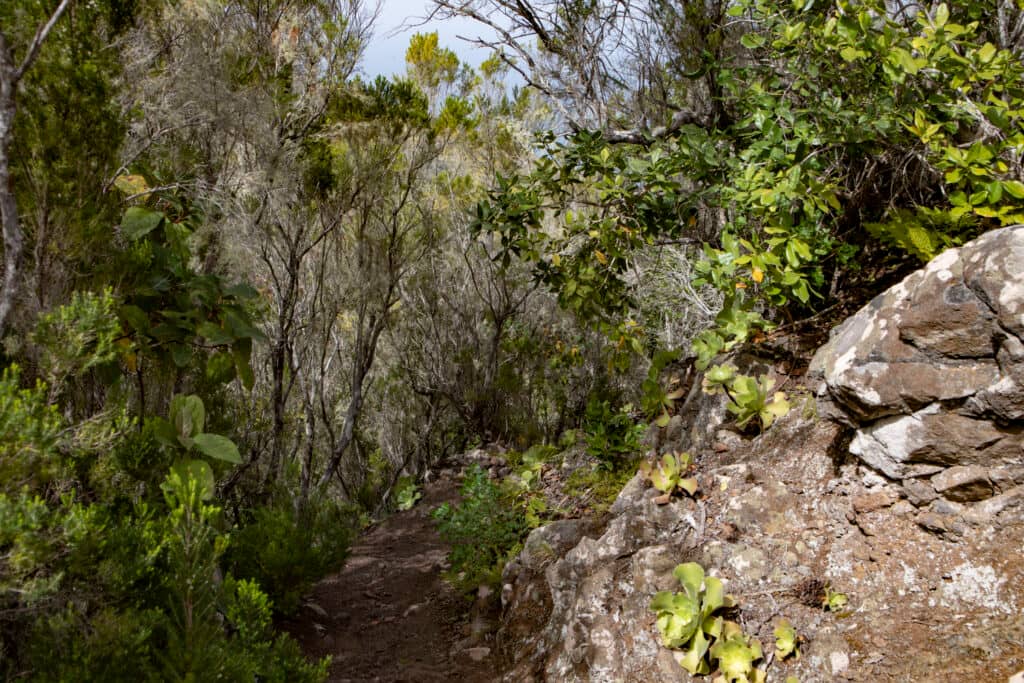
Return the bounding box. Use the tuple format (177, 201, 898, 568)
(774, 618, 799, 660)
(171, 344, 193, 368)
(192, 433, 242, 464)
(977, 42, 997, 63)
(674, 562, 705, 598)
(225, 283, 260, 300)
(840, 46, 866, 62)
(162, 459, 216, 501)
(170, 394, 205, 441)
(233, 342, 255, 390)
(121, 207, 164, 241)
(678, 477, 698, 496)
(120, 305, 150, 334)
(197, 321, 234, 346)
(741, 33, 766, 49)
(934, 3, 949, 28)
(223, 308, 264, 341)
(206, 351, 237, 384)
(1002, 180, 1024, 199)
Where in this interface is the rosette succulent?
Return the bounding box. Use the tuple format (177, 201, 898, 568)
(650, 562, 734, 675)
(709, 621, 765, 683)
(701, 363, 790, 431)
(640, 452, 697, 497)
(773, 618, 799, 660)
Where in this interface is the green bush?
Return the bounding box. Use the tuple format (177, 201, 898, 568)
(582, 398, 645, 470)
(225, 495, 355, 614)
(432, 465, 529, 591)
(12, 466, 329, 683)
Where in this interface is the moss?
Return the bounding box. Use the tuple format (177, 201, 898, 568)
(564, 461, 638, 513)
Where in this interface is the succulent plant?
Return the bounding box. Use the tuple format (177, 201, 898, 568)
(709, 621, 764, 683)
(650, 562, 735, 675)
(773, 618, 799, 660)
(823, 587, 849, 612)
(639, 452, 698, 497)
(701, 364, 791, 431)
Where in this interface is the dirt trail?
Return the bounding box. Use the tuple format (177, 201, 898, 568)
(281, 472, 502, 683)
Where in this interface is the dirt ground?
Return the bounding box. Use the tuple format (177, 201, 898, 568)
(281, 473, 502, 683)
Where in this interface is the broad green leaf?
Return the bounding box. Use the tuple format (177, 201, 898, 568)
(225, 283, 260, 299)
(741, 33, 766, 49)
(1002, 180, 1024, 199)
(233, 342, 254, 389)
(977, 42, 996, 63)
(674, 562, 705, 597)
(197, 321, 234, 346)
(206, 351, 237, 384)
(121, 207, 164, 241)
(678, 477, 698, 496)
(171, 344, 193, 368)
(162, 459, 215, 501)
(192, 433, 242, 464)
(171, 394, 205, 441)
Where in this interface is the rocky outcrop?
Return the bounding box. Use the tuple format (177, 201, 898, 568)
(497, 228, 1024, 682)
(810, 226, 1024, 524)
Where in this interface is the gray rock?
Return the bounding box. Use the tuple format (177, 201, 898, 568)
(931, 465, 994, 502)
(810, 226, 1024, 421)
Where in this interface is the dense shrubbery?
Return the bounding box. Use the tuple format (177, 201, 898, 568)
(226, 496, 356, 614)
(432, 465, 531, 590)
(0, 293, 333, 680)
(8, 0, 1017, 675)
(583, 398, 646, 471)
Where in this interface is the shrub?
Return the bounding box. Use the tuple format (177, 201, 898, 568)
(432, 465, 529, 591)
(582, 398, 645, 470)
(225, 495, 355, 614)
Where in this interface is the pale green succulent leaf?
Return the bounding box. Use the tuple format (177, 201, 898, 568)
(761, 391, 791, 427)
(703, 614, 724, 639)
(678, 477, 698, 496)
(652, 592, 701, 648)
(702, 575, 725, 616)
(709, 631, 762, 683)
(705, 364, 736, 385)
(650, 590, 676, 612)
(774, 618, 799, 659)
(673, 562, 705, 597)
(676, 627, 711, 674)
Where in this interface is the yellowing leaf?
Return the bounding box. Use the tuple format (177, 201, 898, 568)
(751, 267, 764, 283)
(595, 250, 608, 265)
(552, 253, 561, 266)
(113, 174, 149, 196)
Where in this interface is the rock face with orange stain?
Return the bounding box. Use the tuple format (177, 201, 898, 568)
(497, 229, 1024, 682)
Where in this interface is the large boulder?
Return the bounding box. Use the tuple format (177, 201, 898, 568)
(810, 226, 1024, 510)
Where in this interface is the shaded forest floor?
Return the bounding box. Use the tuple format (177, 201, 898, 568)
(280, 472, 501, 683)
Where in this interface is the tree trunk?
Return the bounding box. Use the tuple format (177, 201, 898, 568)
(0, 0, 71, 338)
(0, 34, 23, 339)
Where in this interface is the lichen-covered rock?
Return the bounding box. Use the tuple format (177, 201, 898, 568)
(810, 226, 1024, 511)
(498, 408, 1024, 682)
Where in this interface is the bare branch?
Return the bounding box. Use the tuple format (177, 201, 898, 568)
(15, 0, 73, 82)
